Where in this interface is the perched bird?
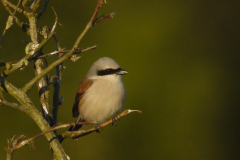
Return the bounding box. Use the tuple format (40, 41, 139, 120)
(71, 57, 127, 131)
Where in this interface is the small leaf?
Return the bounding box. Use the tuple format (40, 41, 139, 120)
(19, 60, 28, 70)
(25, 42, 33, 55)
(70, 55, 81, 62)
(6, 63, 11, 70)
(6, 16, 13, 30)
(40, 26, 48, 39)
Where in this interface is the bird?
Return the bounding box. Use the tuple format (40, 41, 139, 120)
(70, 57, 127, 131)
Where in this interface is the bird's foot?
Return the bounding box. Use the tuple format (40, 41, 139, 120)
(111, 116, 119, 126)
(94, 124, 103, 133)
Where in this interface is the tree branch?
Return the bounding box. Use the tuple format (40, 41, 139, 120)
(4, 109, 141, 153)
(30, 0, 41, 13)
(72, 0, 105, 49)
(0, 0, 25, 45)
(0, 79, 68, 160)
(52, 34, 63, 131)
(0, 31, 55, 78)
(61, 109, 142, 140)
(12, 0, 21, 17)
(26, 0, 53, 130)
(0, 46, 97, 68)
(37, 0, 50, 19)
(21, 0, 31, 13)
(92, 12, 115, 26)
(0, 99, 25, 112)
(1, 0, 28, 16)
(0, 88, 5, 100)
(22, 0, 107, 93)
(0, 6, 59, 78)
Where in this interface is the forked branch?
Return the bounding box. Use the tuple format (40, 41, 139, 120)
(22, 0, 112, 93)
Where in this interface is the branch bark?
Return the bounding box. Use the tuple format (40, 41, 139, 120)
(0, 79, 68, 159)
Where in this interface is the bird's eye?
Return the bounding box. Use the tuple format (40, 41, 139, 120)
(97, 68, 120, 76)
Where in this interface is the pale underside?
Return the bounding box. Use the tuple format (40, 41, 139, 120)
(73, 75, 125, 124)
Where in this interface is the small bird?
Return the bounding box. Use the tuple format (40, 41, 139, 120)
(71, 57, 127, 131)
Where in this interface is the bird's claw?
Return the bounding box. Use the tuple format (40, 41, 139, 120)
(111, 116, 119, 126)
(94, 124, 103, 133)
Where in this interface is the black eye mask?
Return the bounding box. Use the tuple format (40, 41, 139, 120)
(97, 67, 122, 76)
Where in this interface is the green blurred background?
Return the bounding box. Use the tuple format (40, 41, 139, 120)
(0, 0, 240, 159)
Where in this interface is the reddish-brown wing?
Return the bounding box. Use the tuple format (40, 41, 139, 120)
(72, 78, 94, 118)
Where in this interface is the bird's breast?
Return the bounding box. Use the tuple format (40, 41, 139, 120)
(79, 78, 125, 123)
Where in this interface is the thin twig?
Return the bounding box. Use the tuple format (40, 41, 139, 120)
(90, 0, 104, 21)
(53, 35, 61, 51)
(0, 4, 59, 76)
(50, 6, 58, 33)
(6, 122, 92, 153)
(0, 0, 25, 45)
(0, 60, 18, 67)
(21, 0, 31, 13)
(0, 89, 5, 100)
(12, 0, 21, 17)
(0, 31, 55, 77)
(72, 0, 104, 49)
(37, 0, 50, 19)
(6, 151, 12, 160)
(2, 0, 28, 16)
(52, 34, 62, 130)
(0, 99, 25, 112)
(0, 13, 58, 77)
(92, 12, 115, 26)
(0, 46, 97, 67)
(22, 0, 107, 93)
(5, 109, 141, 152)
(1, 0, 21, 39)
(31, 0, 41, 13)
(62, 109, 142, 140)
(36, 45, 97, 59)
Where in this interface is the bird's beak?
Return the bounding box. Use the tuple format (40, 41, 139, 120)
(117, 68, 128, 75)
